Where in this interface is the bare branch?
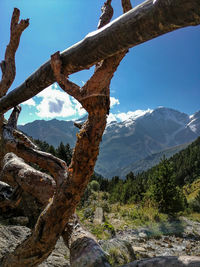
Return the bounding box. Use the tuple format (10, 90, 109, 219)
(2, 106, 67, 180)
(0, 153, 55, 205)
(7, 106, 21, 129)
(0, 8, 29, 97)
(121, 0, 132, 13)
(50, 52, 82, 100)
(13, 129, 38, 150)
(97, 0, 114, 29)
(0, 0, 199, 114)
(5, 142, 67, 180)
(2, 106, 22, 144)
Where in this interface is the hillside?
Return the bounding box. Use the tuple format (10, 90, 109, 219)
(18, 107, 200, 178)
(117, 142, 190, 178)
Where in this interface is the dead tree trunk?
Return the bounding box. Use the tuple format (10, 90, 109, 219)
(0, 0, 200, 266)
(0, 1, 129, 266)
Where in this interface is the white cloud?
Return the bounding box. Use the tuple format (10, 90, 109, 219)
(34, 84, 121, 119)
(107, 113, 118, 124)
(22, 98, 36, 106)
(35, 83, 87, 119)
(110, 97, 120, 108)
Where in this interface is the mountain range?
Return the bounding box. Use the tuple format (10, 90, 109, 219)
(18, 107, 200, 178)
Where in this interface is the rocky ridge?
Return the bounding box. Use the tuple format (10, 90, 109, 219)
(18, 107, 200, 178)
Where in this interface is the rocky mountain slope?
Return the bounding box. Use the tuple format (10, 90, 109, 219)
(18, 107, 200, 178)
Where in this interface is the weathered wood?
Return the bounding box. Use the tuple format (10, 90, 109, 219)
(1, 153, 56, 205)
(63, 214, 111, 267)
(0, 0, 200, 114)
(0, 8, 29, 97)
(0, 181, 22, 210)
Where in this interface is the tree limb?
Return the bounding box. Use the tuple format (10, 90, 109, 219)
(0, 8, 29, 97)
(0, 0, 199, 114)
(62, 214, 111, 267)
(3, 106, 67, 179)
(0, 153, 56, 206)
(97, 0, 114, 29)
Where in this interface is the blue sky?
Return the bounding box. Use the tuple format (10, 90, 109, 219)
(0, 0, 200, 125)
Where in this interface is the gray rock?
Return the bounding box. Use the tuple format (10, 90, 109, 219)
(0, 224, 69, 267)
(100, 238, 136, 265)
(9, 216, 29, 226)
(70, 237, 110, 267)
(0, 225, 31, 261)
(39, 238, 70, 267)
(121, 256, 200, 267)
(94, 207, 104, 224)
(138, 232, 148, 239)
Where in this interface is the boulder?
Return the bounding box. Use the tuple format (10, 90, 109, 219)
(94, 207, 104, 224)
(121, 256, 200, 267)
(0, 224, 70, 267)
(100, 238, 136, 266)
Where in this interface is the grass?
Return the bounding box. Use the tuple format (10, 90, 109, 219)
(184, 212, 200, 223)
(107, 247, 129, 266)
(77, 188, 200, 241)
(184, 177, 200, 200)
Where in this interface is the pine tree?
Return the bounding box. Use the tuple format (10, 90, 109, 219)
(56, 142, 72, 166)
(149, 158, 186, 213)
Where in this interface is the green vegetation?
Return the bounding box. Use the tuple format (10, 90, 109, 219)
(33, 136, 200, 237)
(107, 247, 129, 266)
(147, 158, 186, 213)
(34, 139, 72, 166)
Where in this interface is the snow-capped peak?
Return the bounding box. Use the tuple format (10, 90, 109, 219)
(188, 111, 200, 134)
(107, 109, 153, 126)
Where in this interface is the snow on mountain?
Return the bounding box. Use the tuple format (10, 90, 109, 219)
(106, 109, 153, 126)
(18, 107, 200, 178)
(96, 107, 200, 177)
(188, 111, 200, 135)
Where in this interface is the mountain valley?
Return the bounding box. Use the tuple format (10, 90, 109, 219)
(18, 107, 200, 178)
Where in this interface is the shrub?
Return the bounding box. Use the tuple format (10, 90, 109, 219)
(90, 180, 100, 192)
(83, 207, 94, 219)
(102, 202, 110, 213)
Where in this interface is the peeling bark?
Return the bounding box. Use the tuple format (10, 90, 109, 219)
(0, 0, 200, 114)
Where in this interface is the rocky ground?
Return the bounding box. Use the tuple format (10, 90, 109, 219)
(0, 220, 70, 267)
(0, 216, 200, 266)
(115, 217, 200, 259)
